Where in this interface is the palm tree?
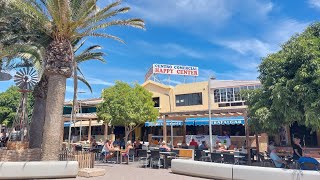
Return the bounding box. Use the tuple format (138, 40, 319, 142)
(8, 0, 144, 160)
(1, 3, 106, 149)
(0, 41, 105, 149)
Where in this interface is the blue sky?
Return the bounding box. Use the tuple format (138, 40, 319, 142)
(1, 0, 320, 100)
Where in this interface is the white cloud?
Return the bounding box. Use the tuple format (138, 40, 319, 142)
(269, 19, 309, 45)
(309, 0, 320, 9)
(128, 0, 273, 30)
(86, 77, 114, 86)
(198, 68, 258, 81)
(66, 86, 87, 94)
(129, 0, 231, 26)
(136, 41, 205, 59)
(162, 78, 182, 85)
(217, 39, 274, 57)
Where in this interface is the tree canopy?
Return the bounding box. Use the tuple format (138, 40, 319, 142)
(0, 86, 34, 126)
(245, 22, 320, 133)
(98, 81, 159, 141)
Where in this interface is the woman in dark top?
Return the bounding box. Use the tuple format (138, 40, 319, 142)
(292, 137, 303, 160)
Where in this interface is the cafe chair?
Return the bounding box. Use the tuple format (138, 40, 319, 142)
(195, 150, 211, 162)
(211, 152, 222, 163)
(138, 149, 149, 168)
(150, 150, 163, 169)
(128, 148, 135, 162)
(258, 152, 273, 167)
(223, 154, 235, 164)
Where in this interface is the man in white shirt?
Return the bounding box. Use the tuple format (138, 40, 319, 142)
(269, 145, 287, 168)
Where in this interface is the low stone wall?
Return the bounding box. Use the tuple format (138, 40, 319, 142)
(0, 148, 41, 161)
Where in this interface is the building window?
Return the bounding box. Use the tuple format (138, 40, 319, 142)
(234, 87, 241, 101)
(176, 93, 202, 106)
(214, 89, 220, 103)
(220, 89, 227, 102)
(227, 88, 234, 102)
(153, 97, 160, 107)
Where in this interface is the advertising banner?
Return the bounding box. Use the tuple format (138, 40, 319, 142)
(152, 64, 199, 76)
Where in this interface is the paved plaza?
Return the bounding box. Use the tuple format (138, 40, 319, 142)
(59, 162, 207, 180)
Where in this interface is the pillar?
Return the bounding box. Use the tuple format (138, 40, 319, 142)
(163, 116, 167, 142)
(104, 122, 108, 140)
(183, 119, 187, 139)
(88, 119, 92, 142)
(244, 111, 251, 165)
(285, 125, 291, 146)
(317, 130, 320, 147)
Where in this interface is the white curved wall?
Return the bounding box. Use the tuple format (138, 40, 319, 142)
(0, 161, 78, 179)
(171, 159, 232, 180)
(171, 159, 320, 180)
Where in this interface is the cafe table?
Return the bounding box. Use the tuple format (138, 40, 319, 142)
(111, 148, 121, 164)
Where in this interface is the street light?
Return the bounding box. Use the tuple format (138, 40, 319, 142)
(78, 91, 86, 140)
(208, 75, 216, 152)
(67, 91, 86, 145)
(164, 92, 174, 148)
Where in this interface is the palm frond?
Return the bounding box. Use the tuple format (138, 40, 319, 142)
(81, 18, 145, 35)
(77, 75, 93, 93)
(75, 52, 106, 63)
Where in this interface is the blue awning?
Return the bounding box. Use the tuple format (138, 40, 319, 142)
(187, 116, 245, 126)
(64, 122, 72, 127)
(145, 119, 194, 127)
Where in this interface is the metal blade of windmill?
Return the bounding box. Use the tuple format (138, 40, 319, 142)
(26, 67, 31, 75)
(14, 79, 24, 85)
(15, 70, 24, 78)
(30, 78, 38, 83)
(22, 68, 27, 76)
(30, 81, 37, 88)
(29, 69, 37, 77)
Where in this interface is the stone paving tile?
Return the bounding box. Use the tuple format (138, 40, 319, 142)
(56, 162, 210, 180)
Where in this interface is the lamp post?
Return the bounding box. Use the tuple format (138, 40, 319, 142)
(68, 91, 86, 144)
(164, 92, 173, 148)
(78, 91, 86, 140)
(208, 76, 216, 152)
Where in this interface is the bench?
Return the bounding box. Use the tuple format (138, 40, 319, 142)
(0, 161, 78, 179)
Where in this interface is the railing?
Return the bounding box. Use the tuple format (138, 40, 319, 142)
(59, 150, 95, 169)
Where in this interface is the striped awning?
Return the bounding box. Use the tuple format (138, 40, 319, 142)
(188, 116, 245, 126)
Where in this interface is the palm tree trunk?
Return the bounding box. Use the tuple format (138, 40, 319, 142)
(29, 75, 48, 149)
(41, 74, 67, 160)
(41, 39, 73, 161)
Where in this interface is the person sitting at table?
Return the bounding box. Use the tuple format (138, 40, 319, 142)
(121, 140, 133, 163)
(90, 139, 98, 150)
(180, 140, 188, 149)
(189, 139, 198, 148)
(160, 141, 171, 152)
(292, 136, 303, 161)
(101, 139, 114, 161)
(113, 137, 121, 147)
(198, 141, 208, 150)
(269, 145, 287, 168)
(134, 138, 142, 149)
(134, 138, 142, 156)
(153, 138, 159, 145)
(217, 143, 227, 151)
